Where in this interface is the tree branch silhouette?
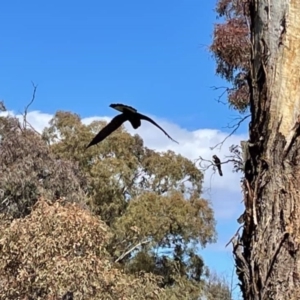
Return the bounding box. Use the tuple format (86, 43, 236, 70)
(210, 114, 250, 151)
(211, 85, 230, 105)
(21, 82, 41, 135)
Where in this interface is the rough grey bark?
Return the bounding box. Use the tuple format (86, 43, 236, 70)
(234, 0, 300, 299)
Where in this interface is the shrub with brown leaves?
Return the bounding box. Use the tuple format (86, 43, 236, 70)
(0, 114, 87, 218)
(0, 198, 166, 299)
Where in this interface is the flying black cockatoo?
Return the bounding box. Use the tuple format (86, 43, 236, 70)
(86, 103, 179, 149)
(212, 154, 223, 176)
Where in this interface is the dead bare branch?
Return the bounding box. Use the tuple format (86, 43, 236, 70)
(211, 85, 231, 105)
(196, 156, 236, 172)
(0, 101, 6, 112)
(115, 239, 151, 263)
(223, 114, 250, 129)
(225, 225, 243, 248)
(23, 82, 38, 128)
(195, 155, 238, 198)
(21, 82, 41, 135)
(210, 114, 250, 151)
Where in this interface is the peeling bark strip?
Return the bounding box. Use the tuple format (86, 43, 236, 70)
(268, 0, 300, 138)
(235, 0, 300, 299)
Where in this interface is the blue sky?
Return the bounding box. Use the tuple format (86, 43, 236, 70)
(1, 0, 248, 297)
(1, 0, 248, 132)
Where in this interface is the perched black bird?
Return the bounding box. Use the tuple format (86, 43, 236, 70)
(86, 103, 178, 148)
(212, 154, 223, 176)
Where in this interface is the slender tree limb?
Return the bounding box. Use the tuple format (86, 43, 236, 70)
(210, 114, 250, 151)
(223, 114, 250, 129)
(211, 85, 231, 105)
(115, 239, 150, 263)
(196, 156, 236, 172)
(121, 171, 143, 197)
(225, 225, 243, 248)
(20, 82, 41, 136)
(23, 82, 38, 128)
(0, 101, 6, 112)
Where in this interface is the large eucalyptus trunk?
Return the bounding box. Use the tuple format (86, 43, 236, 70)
(235, 0, 300, 299)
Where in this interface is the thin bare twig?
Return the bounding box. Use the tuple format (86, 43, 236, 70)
(211, 85, 231, 105)
(195, 156, 236, 197)
(222, 114, 250, 129)
(210, 114, 250, 151)
(23, 82, 38, 128)
(211, 86, 230, 90)
(21, 82, 41, 135)
(0, 101, 6, 112)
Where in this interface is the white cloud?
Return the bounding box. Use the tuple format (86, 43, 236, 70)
(1, 110, 247, 222)
(80, 114, 247, 193)
(0, 110, 53, 133)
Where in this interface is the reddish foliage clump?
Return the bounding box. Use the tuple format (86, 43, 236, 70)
(211, 19, 250, 79)
(211, 0, 251, 112)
